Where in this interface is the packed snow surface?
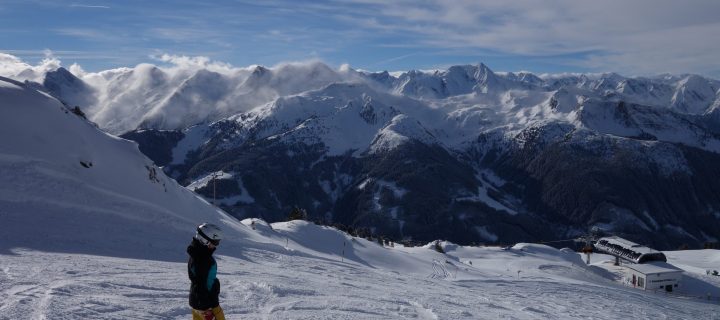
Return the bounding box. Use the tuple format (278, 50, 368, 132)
(1, 77, 720, 319)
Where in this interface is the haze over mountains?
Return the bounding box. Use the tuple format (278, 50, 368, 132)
(3, 53, 720, 249)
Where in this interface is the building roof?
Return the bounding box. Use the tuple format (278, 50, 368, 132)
(601, 236, 658, 254)
(624, 262, 683, 275)
(594, 236, 667, 263)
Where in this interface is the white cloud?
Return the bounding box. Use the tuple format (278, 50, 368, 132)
(150, 53, 249, 75)
(68, 63, 86, 77)
(0, 50, 61, 82)
(0, 52, 361, 133)
(337, 0, 720, 75)
(154, 54, 213, 69)
(0, 52, 27, 75)
(7, 1, 719, 76)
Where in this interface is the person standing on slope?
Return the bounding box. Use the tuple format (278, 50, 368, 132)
(188, 223, 226, 320)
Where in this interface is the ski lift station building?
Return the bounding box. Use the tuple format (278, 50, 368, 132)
(623, 262, 683, 291)
(594, 236, 683, 292)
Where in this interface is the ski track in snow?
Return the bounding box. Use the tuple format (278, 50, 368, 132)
(2, 247, 719, 320)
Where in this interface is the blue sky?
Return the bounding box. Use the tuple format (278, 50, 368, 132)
(2, 0, 720, 76)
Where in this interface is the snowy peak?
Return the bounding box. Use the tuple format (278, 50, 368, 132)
(392, 63, 507, 99)
(228, 82, 437, 155)
(447, 63, 500, 94)
(575, 98, 720, 153)
(240, 65, 272, 89)
(617, 78, 662, 96)
(505, 71, 545, 87)
(251, 65, 270, 77)
(547, 87, 585, 113)
(671, 75, 717, 114)
(395, 69, 447, 99)
(471, 63, 502, 91)
(369, 114, 439, 154)
(366, 70, 395, 88)
(589, 72, 626, 92)
(43, 67, 83, 94)
(41, 66, 97, 109)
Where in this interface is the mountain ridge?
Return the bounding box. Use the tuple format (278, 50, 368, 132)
(5, 60, 720, 249)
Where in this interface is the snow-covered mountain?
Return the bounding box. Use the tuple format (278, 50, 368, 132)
(27, 61, 361, 134)
(23, 58, 720, 136)
(5, 55, 720, 249)
(1, 76, 719, 318)
(118, 65, 720, 249)
(0, 75, 243, 258)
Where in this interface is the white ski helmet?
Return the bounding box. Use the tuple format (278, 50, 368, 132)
(195, 223, 223, 246)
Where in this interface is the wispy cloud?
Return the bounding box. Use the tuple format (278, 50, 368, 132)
(55, 28, 107, 39)
(70, 4, 110, 9)
(371, 53, 422, 67)
(4, 0, 720, 76)
(0, 49, 86, 56)
(1, 49, 113, 59)
(333, 0, 720, 75)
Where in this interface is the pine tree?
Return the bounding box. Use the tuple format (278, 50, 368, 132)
(288, 206, 307, 221)
(434, 240, 445, 254)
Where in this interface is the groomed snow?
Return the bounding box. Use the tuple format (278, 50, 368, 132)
(3, 225, 720, 319)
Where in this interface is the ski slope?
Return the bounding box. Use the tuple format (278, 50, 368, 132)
(3, 225, 720, 319)
(1, 76, 719, 319)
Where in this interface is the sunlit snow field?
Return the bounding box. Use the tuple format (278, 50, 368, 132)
(2, 225, 720, 319)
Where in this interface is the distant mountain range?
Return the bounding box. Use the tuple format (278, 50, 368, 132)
(11, 61, 720, 249)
